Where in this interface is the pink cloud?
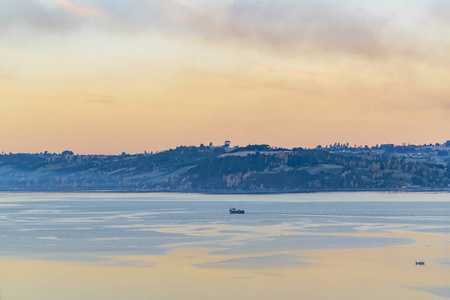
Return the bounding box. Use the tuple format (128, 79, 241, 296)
(51, 0, 113, 20)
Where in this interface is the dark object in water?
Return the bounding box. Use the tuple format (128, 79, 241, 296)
(229, 208, 245, 214)
(415, 261, 425, 265)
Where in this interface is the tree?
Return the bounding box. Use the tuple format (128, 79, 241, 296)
(412, 176, 425, 186)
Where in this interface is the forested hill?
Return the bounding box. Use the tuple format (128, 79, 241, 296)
(1, 142, 449, 193)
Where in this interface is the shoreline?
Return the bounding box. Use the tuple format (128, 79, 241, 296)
(0, 187, 448, 195)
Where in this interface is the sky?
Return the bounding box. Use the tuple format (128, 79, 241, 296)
(1, 0, 449, 154)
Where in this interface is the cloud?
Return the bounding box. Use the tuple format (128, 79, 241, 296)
(193, 36, 232, 53)
(0, 0, 113, 35)
(434, 96, 450, 111)
(1, 0, 447, 62)
(174, 0, 390, 58)
(444, 101, 450, 110)
(0, 0, 79, 33)
(74, 93, 117, 105)
(429, 0, 450, 25)
(50, 0, 112, 20)
(253, 65, 322, 77)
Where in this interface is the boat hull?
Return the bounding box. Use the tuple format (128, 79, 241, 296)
(229, 208, 245, 214)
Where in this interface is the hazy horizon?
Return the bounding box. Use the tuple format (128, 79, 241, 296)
(1, 0, 449, 154)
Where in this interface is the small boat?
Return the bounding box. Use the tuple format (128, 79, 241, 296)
(229, 207, 245, 214)
(415, 261, 425, 265)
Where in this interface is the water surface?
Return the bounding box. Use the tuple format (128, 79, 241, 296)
(0, 192, 449, 300)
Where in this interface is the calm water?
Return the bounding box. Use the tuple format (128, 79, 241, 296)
(0, 192, 449, 300)
(0, 192, 448, 261)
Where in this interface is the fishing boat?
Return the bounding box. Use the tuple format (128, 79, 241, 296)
(229, 207, 245, 214)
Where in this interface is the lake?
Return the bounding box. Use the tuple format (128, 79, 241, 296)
(0, 192, 449, 300)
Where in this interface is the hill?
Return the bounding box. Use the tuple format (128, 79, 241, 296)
(0, 142, 449, 193)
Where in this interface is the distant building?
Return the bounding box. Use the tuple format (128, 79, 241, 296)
(224, 140, 231, 147)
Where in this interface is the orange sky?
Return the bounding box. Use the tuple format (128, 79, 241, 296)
(1, 0, 449, 154)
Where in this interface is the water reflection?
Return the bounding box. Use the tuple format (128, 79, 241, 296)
(0, 192, 448, 300)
